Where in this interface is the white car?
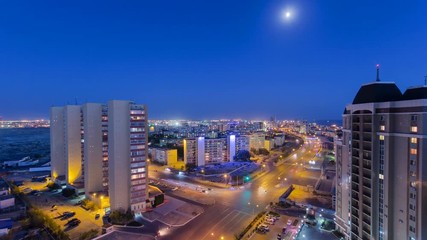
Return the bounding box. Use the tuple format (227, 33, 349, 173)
(265, 219, 275, 225)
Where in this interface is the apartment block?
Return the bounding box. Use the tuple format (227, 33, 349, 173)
(148, 147, 178, 166)
(51, 100, 148, 213)
(336, 79, 427, 240)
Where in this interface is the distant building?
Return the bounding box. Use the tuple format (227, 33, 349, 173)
(336, 73, 427, 240)
(0, 179, 14, 210)
(249, 133, 266, 150)
(184, 135, 251, 167)
(264, 139, 274, 151)
(148, 148, 178, 166)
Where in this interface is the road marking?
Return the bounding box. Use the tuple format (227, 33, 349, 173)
(200, 210, 239, 240)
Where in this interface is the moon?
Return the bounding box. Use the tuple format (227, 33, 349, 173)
(282, 10, 292, 21)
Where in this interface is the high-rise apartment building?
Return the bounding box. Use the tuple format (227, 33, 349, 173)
(50, 100, 148, 213)
(50, 105, 83, 185)
(336, 77, 427, 240)
(108, 100, 148, 213)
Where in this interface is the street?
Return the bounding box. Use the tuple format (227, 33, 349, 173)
(153, 137, 325, 240)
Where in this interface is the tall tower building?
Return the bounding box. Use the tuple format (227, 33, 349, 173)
(82, 103, 105, 196)
(108, 100, 148, 213)
(50, 105, 83, 185)
(336, 70, 427, 240)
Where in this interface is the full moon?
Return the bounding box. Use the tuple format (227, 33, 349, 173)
(282, 10, 292, 20)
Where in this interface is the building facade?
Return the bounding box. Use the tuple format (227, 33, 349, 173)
(336, 80, 427, 240)
(148, 147, 178, 166)
(184, 135, 251, 166)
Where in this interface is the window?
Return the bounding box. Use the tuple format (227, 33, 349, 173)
(380, 125, 385, 131)
(411, 126, 418, 133)
(379, 135, 385, 140)
(411, 115, 418, 122)
(410, 148, 417, 155)
(411, 138, 417, 144)
(379, 174, 384, 180)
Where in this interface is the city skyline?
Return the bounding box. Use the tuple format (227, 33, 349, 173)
(1, 1, 427, 120)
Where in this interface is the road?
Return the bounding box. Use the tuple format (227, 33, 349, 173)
(152, 136, 324, 240)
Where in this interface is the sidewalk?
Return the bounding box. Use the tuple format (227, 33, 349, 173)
(142, 195, 204, 227)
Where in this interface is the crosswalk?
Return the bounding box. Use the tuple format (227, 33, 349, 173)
(200, 209, 252, 240)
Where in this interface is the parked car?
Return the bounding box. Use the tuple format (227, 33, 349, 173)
(259, 224, 270, 231)
(68, 219, 81, 227)
(65, 218, 81, 226)
(62, 211, 75, 219)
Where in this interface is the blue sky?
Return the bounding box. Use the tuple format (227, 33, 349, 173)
(0, 1, 426, 120)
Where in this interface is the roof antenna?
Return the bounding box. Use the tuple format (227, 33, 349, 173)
(376, 64, 380, 82)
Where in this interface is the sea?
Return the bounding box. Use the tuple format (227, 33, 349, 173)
(0, 128, 50, 162)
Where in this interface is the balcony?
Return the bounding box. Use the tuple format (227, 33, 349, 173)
(362, 117, 372, 124)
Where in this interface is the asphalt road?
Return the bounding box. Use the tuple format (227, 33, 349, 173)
(153, 137, 323, 240)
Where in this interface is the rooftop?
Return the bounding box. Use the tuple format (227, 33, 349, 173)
(352, 82, 402, 104)
(402, 86, 427, 100)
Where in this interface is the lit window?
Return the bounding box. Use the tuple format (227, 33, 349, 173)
(380, 125, 385, 131)
(379, 135, 385, 140)
(410, 148, 417, 155)
(411, 126, 418, 133)
(411, 138, 417, 144)
(379, 174, 384, 180)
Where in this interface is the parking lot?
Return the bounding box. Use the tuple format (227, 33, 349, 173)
(252, 213, 302, 240)
(19, 181, 103, 240)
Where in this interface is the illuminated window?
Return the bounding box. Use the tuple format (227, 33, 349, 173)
(411, 126, 418, 133)
(411, 138, 417, 144)
(379, 135, 385, 140)
(379, 174, 384, 180)
(410, 148, 417, 155)
(380, 125, 385, 131)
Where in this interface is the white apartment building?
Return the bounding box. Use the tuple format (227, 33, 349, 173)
(184, 135, 250, 166)
(50, 105, 82, 185)
(249, 133, 266, 150)
(108, 100, 148, 213)
(336, 79, 427, 240)
(50, 100, 149, 213)
(148, 147, 178, 166)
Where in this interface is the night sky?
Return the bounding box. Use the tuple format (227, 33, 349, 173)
(1, 1, 426, 120)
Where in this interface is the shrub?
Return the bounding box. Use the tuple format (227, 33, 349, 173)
(78, 229, 99, 240)
(61, 188, 75, 198)
(109, 210, 133, 225)
(46, 182, 61, 190)
(81, 199, 98, 211)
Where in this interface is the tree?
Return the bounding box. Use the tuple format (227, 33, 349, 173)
(61, 188, 75, 198)
(185, 163, 197, 172)
(109, 209, 133, 225)
(234, 150, 251, 161)
(258, 148, 270, 155)
(46, 182, 61, 190)
(250, 148, 258, 155)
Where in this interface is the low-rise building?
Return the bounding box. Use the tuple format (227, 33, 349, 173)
(148, 148, 178, 166)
